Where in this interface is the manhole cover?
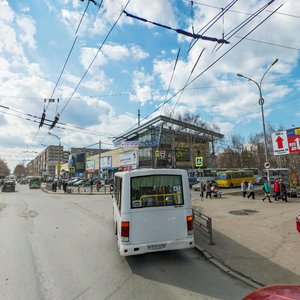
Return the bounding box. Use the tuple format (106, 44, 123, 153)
(229, 209, 259, 216)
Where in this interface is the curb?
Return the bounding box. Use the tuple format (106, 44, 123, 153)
(195, 244, 264, 289)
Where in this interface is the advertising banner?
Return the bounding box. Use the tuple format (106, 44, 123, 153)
(100, 156, 112, 168)
(272, 131, 289, 156)
(86, 160, 95, 171)
(120, 150, 137, 166)
(175, 147, 190, 162)
(287, 127, 300, 154)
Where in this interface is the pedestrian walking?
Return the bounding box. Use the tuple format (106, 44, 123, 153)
(53, 180, 57, 192)
(280, 179, 288, 202)
(96, 179, 101, 192)
(200, 181, 205, 199)
(273, 178, 281, 200)
(262, 180, 272, 202)
(205, 181, 212, 199)
(63, 179, 68, 193)
(58, 178, 62, 190)
(241, 180, 247, 197)
(110, 183, 114, 194)
(247, 181, 255, 199)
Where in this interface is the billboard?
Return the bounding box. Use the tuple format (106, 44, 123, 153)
(272, 127, 300, 155)
(175, 147, 190, 162)
(120, 150, 137, 166)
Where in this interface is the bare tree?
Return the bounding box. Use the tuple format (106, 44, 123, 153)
(0, 159, 10, 176)
(14, 164, 27, 177)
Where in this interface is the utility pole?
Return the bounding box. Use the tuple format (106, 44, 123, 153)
(98, 140, 101, 180)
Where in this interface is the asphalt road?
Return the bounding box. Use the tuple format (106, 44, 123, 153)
(0, 185, 254, 300)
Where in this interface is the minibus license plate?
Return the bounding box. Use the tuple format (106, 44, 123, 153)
(147, 244, 166, 250)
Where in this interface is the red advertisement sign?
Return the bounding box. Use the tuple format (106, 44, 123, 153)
(287, 128, 300, 154)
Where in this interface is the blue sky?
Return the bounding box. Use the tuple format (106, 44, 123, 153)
(0, 0, 299, 170)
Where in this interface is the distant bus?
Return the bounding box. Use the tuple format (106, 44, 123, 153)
(216, 168, 259, 177)
(188, 168, 217, 186)
(264, 168, 290, 183)
(29, 176, 41, 189)
(112, 168, 194, 256)
(216, 170, 254, 188)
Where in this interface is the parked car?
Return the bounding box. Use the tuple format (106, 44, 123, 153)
(188, 177, 198, 188)
(192, 180, 218, 191)
(19, 178, 28, 184)
(254, 176, 267, 185)
(67, 178, 81, 186)
(2, 180, 16, 192)
(72, 179, 90, 187)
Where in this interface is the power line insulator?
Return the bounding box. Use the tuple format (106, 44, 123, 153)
(50, 115, 59, 130)
(39, 111, 46, 128)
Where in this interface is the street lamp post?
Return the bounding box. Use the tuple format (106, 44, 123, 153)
(237, 58, 278, 187)
(48, 132, 61, 178)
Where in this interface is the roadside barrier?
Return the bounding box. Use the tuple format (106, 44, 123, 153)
(193, 208, 214, 245)
(67, 185, 111, 194)
(43, 183, 111, 195)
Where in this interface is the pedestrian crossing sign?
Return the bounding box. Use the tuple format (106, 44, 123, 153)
(195, 156, 203, 167)
(68, 166, 75, 173)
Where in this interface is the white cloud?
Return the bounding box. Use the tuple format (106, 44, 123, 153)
(82, 71, 112, 92)
(101, 43, 149, 61)
(129, 69, 154, 105)
(16, 15, 37, 49)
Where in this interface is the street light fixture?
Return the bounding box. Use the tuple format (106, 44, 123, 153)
(237, 58, 278, 186)
(48, 132, 61, 177)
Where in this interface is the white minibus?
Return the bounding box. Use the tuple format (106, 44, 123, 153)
(112, 168, 194, 256)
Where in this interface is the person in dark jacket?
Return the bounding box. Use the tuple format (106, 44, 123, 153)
(280, 179, 288, 202)
(63, 179, 68, 193)
(205, 181, 212, 199)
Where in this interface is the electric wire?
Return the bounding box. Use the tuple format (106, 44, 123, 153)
(45, 0, 91, 112)
(161, 48, 181, 115)
(235, 36, 300, 51)
(33, 0, 121, 148)
(169, 48, 205, 117)
(197, 0, 237, 35)
(184, 4, 283, 94)
(213, 0, 275, 53)
(59, 0, 131, 117)
(0, 104, 112, 137)
(123, 11, 229, 44)
(184, 0, 300, 19)
(120, 4, 283, 136)
(0, 109, 112, 138)
(188, 0, 237, 52)
(32, 0, 97, 151)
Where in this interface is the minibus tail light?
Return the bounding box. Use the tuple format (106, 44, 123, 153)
(186, 215, 193, 235)
(121, 221, 129, 242)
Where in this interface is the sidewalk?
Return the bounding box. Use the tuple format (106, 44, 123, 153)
(192, 192, 300, 286)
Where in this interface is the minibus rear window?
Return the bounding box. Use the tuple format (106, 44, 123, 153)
(130, 175, 184, 208)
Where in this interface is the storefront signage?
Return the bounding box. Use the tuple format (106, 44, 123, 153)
(175, 147, 190, 162)
(100, 156, 112, 168)
(120, 140, 139, 147)
(86, 160, 95, 170)
(120, 150, 137, 166)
